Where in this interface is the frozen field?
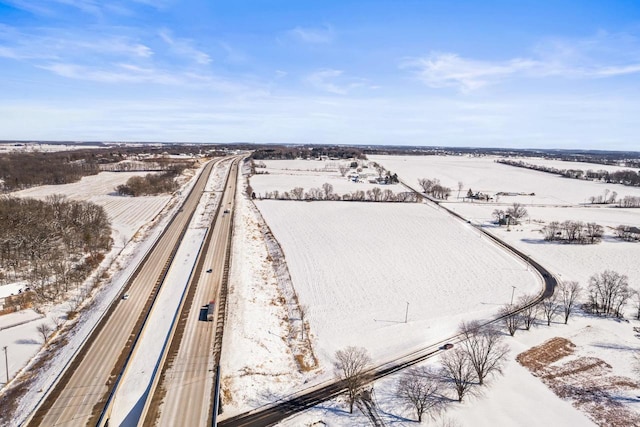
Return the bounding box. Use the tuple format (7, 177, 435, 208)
(370, 155, 640, 206)
(250, 158, 404, 197)
(223, 155, 640, 426)
(255, 200, 540, 364)
(518, 157, 639, 174)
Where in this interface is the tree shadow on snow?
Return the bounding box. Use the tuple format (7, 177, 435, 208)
(15, 338, 40, 345)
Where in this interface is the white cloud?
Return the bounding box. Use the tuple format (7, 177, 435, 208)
(401, 53, 538, 92)
(288, 25, 334, 44)
(40, 62, 182, 84)
(159, 29, 211, 65)
(404, 31, 640, 92)
(306, 69, 375, 95)
(307, 69, 347, 94)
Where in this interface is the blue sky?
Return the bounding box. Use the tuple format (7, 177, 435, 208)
(1, 0, 640, 150)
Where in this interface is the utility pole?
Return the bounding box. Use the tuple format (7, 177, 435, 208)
(405, 302, 409, 323)
(3, 346, 8, 384)
(510, 286, 516, 306)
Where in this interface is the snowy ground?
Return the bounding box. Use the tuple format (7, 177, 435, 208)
(250, 158, 402, 198)
(515, 157, 639, 174)
(221, 155, 640, 426)
(0, 158, 230, 426)
(370, 155, 640, 206)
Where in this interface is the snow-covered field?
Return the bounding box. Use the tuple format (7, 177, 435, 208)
(250, 158, 403, 197)
(3, 151, 640, 426)
(221, 155, 640, 426)
(255, 200, 539, 363)
(517, 157, 639, 174)
(370, 155, 640, 206)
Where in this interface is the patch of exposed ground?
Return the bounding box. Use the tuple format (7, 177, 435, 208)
(517, 337, 640, 427)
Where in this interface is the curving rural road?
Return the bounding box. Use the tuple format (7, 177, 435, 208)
(218, 185, 557, 427)
(27, 158, 221, 427)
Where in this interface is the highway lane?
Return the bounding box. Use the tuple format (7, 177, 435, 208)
(154, 158, 240, 426)
(28, 159, 220, 427)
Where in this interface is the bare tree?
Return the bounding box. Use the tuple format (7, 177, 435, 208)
(540, 293, 561, 326)
(492, 209, 505, 225)
(37, 322, 53, 343)
(396, 366, 444, 422)
(338, 163, 349, 177)
(588, 270, 630, 317)
(500, 305, 521, 336)
(506, 203, 527, 224)
(440, 348, 476, 402)
(334, 346, 372, 413)
(290, 187, 304, 200)
(557, 281, 582, 324)
(457, 181, 464, 199)
(517, 295, 538, 330)
(418, 178, 435, 194)
(322, 182, 334, 200)
(459, 321, 509, 385)
(543, 221, 561, 241)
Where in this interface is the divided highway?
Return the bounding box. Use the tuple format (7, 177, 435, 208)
(27, 158, 223, 426)
(150, 158, 240, 426)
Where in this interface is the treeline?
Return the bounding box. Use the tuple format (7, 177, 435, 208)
(0, 146, 206, 192)
(619, 196, 640, 208)
(0, 195, 111, 302)
(99, 157, 197, 172)
(250, 145, 365, 160)
(497, 159, 640, 187)
(115, 167, 184, 196)
(417, 178, 451, 199)
(254, 183, 422, 202)
(0, 151, 100, 191)
(542, 220, 603, 244)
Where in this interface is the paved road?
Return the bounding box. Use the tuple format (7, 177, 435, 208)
(154, 158, 239, 426)
(218, 185, 558, 427)
(28, 159, 219, 427)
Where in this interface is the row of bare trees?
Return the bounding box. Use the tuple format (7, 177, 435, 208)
(418, 178, 451, 199)
(259, 183, 422, 203)
(542, 220, 604, 244)
(334, 270, 637, 422)
(334, 321, 511, 419)
(619, 195, 640, 208)
(500, 281, 582, 338)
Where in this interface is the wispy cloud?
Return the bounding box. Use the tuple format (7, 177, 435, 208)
(4, 0, 163, 17)
(40, 62, 182, 84)
(306, 69, 373, 94)
(401, 53, 537, 92)
(159, 29, 211, 65)
(403, 31, 640, 92)
(287, 25, 334, 44)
